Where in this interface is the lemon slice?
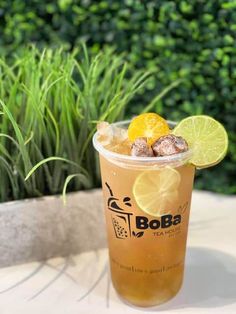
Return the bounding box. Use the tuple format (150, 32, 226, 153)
(133, 167, 181, 217)
(128, 113, 170, 146)
(172, 115, 228, 168)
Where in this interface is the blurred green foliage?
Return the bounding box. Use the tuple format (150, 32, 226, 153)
(0, 46, 151, 202)
(0, 0, 235, 194)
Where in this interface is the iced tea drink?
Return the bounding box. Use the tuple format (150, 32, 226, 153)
(93, 113, 227, 307)
(93, 120, 194, 307)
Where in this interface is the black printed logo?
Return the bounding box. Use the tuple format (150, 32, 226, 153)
(106, 182, 134, 239)
(105, 182, 186, 240)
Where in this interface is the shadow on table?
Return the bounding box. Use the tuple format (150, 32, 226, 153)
(153, 247, 236, 311)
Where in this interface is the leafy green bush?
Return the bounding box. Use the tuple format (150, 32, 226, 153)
(0, 0, 235, 194)
(0, 46, 155, 202)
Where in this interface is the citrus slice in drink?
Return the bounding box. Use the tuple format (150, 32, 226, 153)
(133, 167, 181, 217)
(128, 113, 170, 146)
(172, 115, 228, 168)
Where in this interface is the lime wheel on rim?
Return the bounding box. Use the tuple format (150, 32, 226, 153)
(172, 115, 228, 168)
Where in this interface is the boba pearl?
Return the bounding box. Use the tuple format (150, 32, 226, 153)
(152, 134, 188, 156)
(131, 137, 154, 157)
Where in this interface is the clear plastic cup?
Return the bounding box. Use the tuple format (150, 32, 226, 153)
(93, 121, 195, 307)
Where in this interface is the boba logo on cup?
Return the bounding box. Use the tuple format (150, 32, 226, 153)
(136, 215, 181, 230)
(106, 182, 133, 239)
(106, 182, 187, 239)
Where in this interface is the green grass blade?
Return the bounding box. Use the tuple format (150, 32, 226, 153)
(0, 100, 32, 173)
(62, 173, 91, 204)
(25, 156, 89, 181)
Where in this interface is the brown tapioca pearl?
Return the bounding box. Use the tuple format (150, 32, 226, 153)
(131, 137, 154, 157)
(152, 134, 188, 156)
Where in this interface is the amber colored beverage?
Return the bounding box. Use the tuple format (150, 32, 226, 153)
(93, 122, 195, 307)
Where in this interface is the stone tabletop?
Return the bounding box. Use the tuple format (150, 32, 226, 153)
(0, 190, 236, 314)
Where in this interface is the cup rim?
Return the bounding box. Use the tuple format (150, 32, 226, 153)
(92, 120, 193, 165)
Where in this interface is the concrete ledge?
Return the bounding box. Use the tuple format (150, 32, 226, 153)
(0, 189, 235, 268)
(0, 189, 106, 267)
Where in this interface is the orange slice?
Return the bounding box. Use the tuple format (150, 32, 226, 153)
(128, 113, 170, 146)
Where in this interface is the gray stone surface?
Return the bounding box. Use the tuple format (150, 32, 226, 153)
(0, 189, 106, 267)
(0, 189, 235, 269)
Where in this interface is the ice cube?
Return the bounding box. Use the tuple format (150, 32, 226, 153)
(106, 138, 131, 155)
(97, 122, 131, 155)
(112, 126, 128, 142)
(97, 122, 113, 146)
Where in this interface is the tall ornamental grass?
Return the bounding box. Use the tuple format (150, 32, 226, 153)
(0, 46, 147, 202)
(0, 45, 178, 202)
